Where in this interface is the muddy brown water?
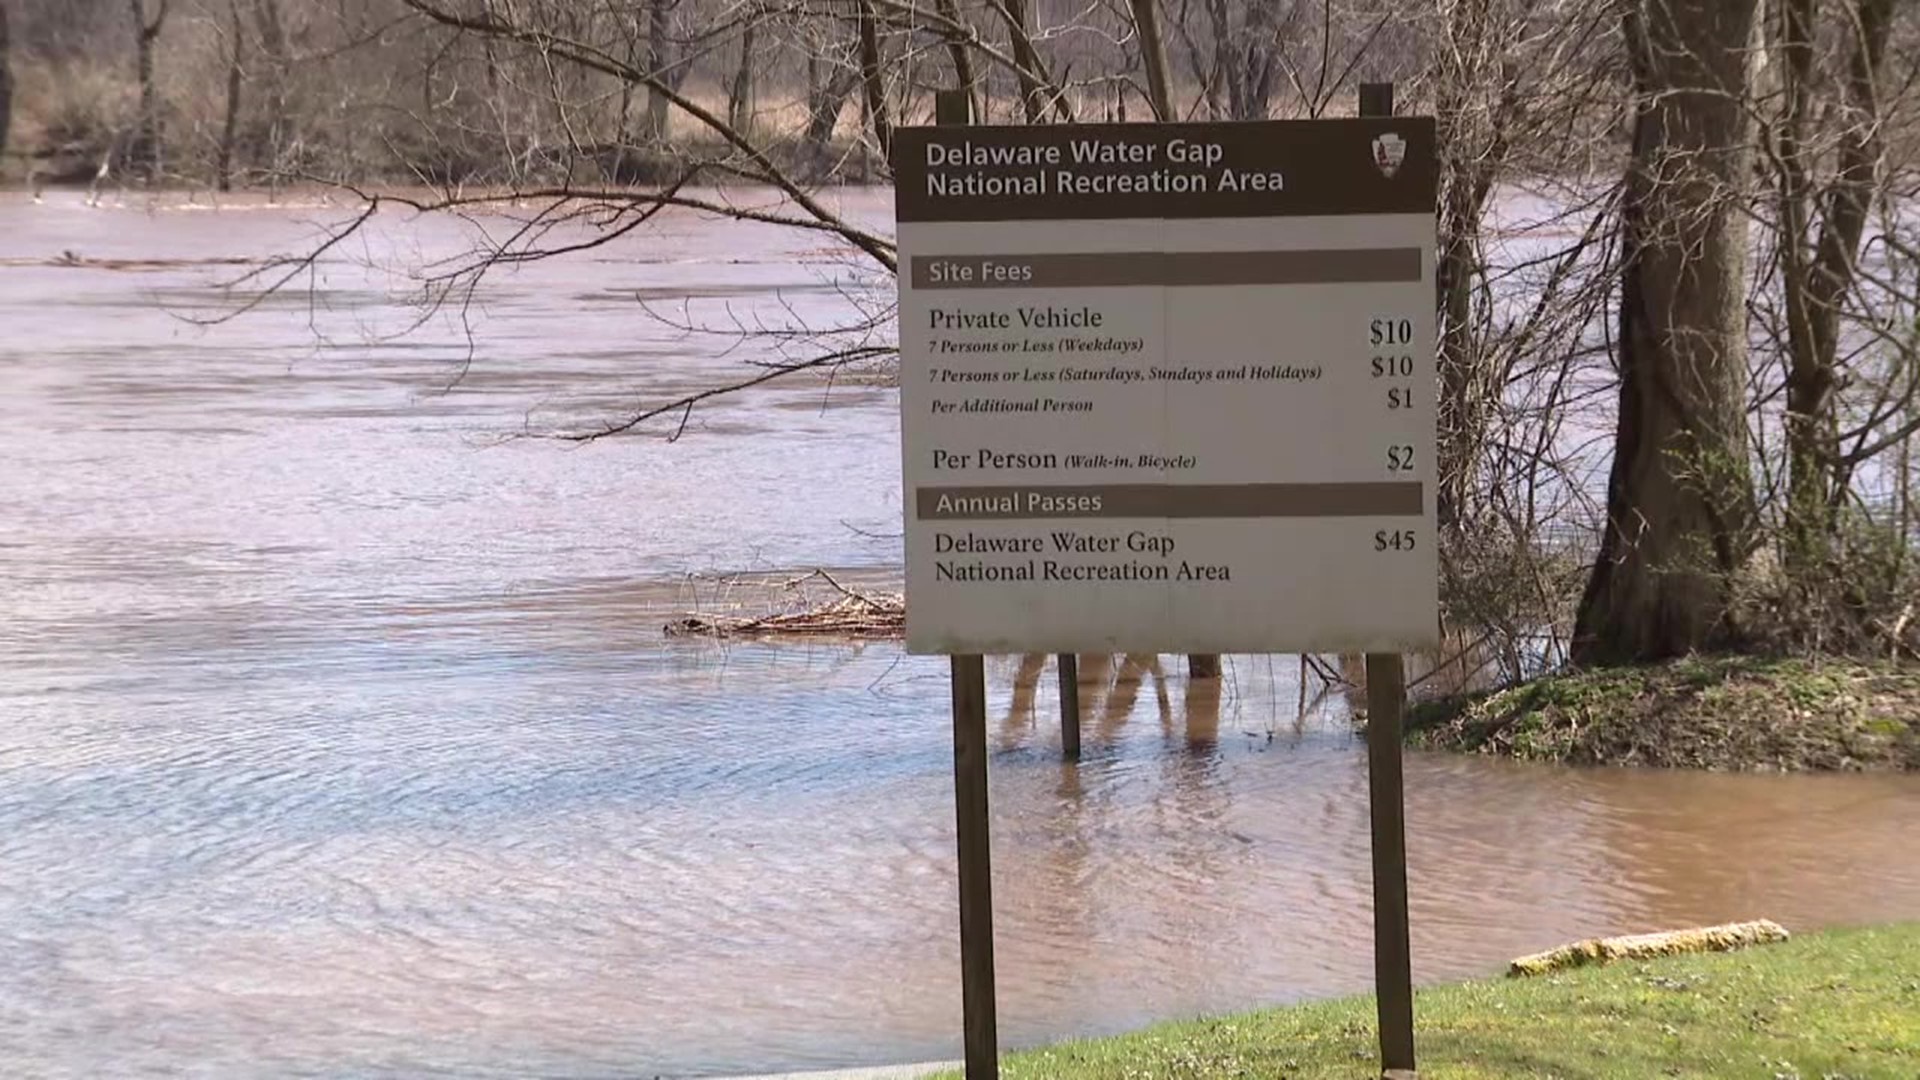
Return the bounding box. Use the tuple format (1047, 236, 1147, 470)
(2, 191, 1917, 1079)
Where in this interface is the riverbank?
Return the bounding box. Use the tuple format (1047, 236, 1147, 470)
(1408, 655, 1919, 771)
(933, 922, 1919, 1079)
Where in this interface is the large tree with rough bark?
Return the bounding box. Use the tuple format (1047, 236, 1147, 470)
(1573, 0, 1764, 663)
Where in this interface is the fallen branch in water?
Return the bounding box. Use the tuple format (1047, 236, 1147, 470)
(666, 569, 903, 640)
(1508, 920, 1790, 977)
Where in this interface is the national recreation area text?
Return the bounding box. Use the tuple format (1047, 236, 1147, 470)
(922, 137, 1282, 198)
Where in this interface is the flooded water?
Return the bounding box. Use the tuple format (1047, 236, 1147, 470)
(2, 191, 1918, 1079)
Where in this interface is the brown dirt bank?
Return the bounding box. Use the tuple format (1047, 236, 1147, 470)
(1407, 655, 1920, 771)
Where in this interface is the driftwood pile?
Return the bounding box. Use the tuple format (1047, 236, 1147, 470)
(665, 569, 904, 640)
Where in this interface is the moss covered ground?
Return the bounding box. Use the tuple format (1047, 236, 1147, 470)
(1406, 656, 1918, 770)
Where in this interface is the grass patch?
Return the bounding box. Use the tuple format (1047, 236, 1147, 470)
(1407, 655, 1919, 770)
(936, 923, 1920, 1079)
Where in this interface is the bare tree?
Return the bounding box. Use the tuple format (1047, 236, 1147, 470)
(1574, 0, 1764, 662)
(1203, 0, 1296, 120)
(993, 0, 1047, 123)
(1769, 0, 1899, 567)
(216, 0, 242, 190)
(250, 0, 289, 174)
(856, 0, 891, 155)
(726, 6, 758, 134)
(643, 0, 691, 144)
(1127, 0, 1175, 119)
(82, 0, 1897, 669)
(932, 0, 979, 121)
(1430, 0, 1520, 532)
(802, 30, 861, 172)
(127, 0, 171, 178)
(0, 1, 14, 162)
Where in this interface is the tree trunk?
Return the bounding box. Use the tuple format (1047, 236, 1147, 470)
(1181, 0, 1225, 120)
(0, 1, 14, 163)
(644, 0, 673, 144)
(992, 0, 1046, 124)
(1238, 0, 1281, 120)
(728, 18, 757, 135)
(804, 60, 859, 168)
(1432, 0, 1514, 532)
(1778, 0, 1895, 567)
(1205, 0, 1240, 119)
(128, 0, 170, 180)
(1211, 0, 1281, 121)
(1128, 0, 1175, 120)
(618, 11, 641, 144)
(251, 0, 287, 171)
(856, 0, 891, 158)
(1811, 0, 1896, 518)
(217, 1, 245, 191)
(1572, 0, 1763, 664)
(933, 0, 979, 121)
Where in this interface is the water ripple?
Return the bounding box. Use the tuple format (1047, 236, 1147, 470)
(4, 196, 1919, 1078)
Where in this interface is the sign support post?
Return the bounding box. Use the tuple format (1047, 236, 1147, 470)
(1057, 653, 1081, 759)
(1364, 651, 1415, 1074)
(934, 88, 1001, 1080)
(951, 655, 998, 1080)
(1360, 80, 1418, 1079)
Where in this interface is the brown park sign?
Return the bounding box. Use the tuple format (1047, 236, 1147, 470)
(894, 118, 1440, 656)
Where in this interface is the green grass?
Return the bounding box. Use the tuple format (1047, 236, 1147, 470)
(1407, 656, 1919, 770)
(933, 923, 1920, 1079)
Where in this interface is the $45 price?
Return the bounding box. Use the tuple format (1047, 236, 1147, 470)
(1374, 529, 1417, 552)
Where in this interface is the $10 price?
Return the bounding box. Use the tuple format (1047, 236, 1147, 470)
(1370, 318, 1415, 410)
(1369, 318, 1413, 347)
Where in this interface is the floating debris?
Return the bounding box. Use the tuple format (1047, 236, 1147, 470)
(666, 569, 903, 640)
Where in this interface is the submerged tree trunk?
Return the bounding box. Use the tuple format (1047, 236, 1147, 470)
(1573, 0, 1763, 664)
(127, 0, 171, 180)
(217, 0, 244, 191)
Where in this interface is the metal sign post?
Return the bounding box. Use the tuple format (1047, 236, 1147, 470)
(1360, 81, 1417, 1077)
(1057, 653, 1081, 760)
(934, 89, 1001, 1080)
(950, 654, 997, 1080)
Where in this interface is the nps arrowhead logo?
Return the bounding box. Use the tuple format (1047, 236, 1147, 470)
(1372, 133, 1407, 178)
